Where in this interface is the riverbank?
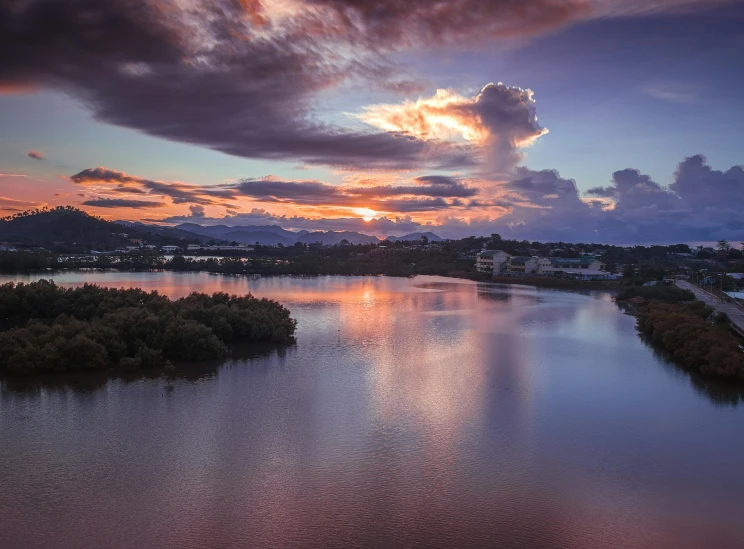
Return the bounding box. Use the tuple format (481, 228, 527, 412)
(615, 286, 744, 383)
(488, 275, 624, 291)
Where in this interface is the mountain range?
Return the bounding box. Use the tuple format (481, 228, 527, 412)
(174, 223, 442, 246)
(0, 208, 443, 251)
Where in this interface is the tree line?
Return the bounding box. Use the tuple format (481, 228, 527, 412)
(0, 281, 297, 376)
(617, 285, 744, 382)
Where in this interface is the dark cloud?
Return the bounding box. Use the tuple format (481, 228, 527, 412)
(27, 150, 44, 160)
(305, 0, 592, 46)
(0, 0, 475, 171)
(82, 198, 166, 209)
(1, 0, 734, 174)
(71, 167, 232, 206)
(233, 175, 477, 210)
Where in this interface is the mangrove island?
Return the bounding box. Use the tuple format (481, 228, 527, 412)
(0, 280, 297, 376)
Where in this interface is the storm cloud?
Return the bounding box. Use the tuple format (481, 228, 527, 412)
(1, 0, 727, 172)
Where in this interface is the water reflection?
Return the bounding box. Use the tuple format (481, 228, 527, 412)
(1, 274, 744, 548)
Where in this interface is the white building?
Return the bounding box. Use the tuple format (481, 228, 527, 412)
(536, 256, 608, 278)
(476, 249, 511, 275)
(161, 245, 181, 253)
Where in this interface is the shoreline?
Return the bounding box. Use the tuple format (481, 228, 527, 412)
(3, 268, 625, 292)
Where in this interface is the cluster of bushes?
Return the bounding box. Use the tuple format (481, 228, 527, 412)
(0, 281, 296, 376)
(638, 301, 744, 381)
(616, 285, 695, 303)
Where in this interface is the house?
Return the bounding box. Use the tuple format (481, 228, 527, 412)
(509, 256, 538, 274)
(476, 249, 510, 275)
(161, 245, 181, 253)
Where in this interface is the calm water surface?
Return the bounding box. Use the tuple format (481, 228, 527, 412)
(1, 273, 743, 548)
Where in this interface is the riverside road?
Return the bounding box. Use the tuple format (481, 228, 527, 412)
(676, 279, 744, 335)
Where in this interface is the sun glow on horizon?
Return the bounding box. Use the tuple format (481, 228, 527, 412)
(352, 207, 377, 221)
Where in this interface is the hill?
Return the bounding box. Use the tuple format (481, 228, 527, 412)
(387, 232, 443, 242)
(175, 223, 379, 246)
(295, 231, 380, 246)
(176, 223, 305, 246)
(0, 207, 204, 252)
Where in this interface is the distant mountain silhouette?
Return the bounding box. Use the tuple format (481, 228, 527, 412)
(176, 223, 305, 245)
(386, 232, 443, 242)
(295, 231, 380, 246)
(0, 208, 205, 252)
(175, 223, 381, 246)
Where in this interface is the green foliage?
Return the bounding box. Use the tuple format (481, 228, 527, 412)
(0, 281, 296, 376)
(637, 302, 744, 381)
(616, 285, 695, 303)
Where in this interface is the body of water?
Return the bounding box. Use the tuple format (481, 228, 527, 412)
(1, 273, 743, 548)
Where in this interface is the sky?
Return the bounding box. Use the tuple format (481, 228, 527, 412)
(1, 0, 744, 243)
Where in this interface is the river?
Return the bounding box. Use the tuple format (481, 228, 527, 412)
(1, 272, 743, 548)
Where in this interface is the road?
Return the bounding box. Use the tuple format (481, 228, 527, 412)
(676, 280, 744, 334)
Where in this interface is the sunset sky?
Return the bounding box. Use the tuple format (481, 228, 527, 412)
(1, 0, 743, 242)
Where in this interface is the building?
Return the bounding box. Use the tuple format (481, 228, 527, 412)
(161, 245, 181, 253)
(476, 249, 511, 275)
(187, 244, 255, 252)
(509, 256, 538, 274)
(536, 256, 608, 278)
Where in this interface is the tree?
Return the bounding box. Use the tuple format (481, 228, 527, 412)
(717, 240, 730, 254)
(421, 235, 429, 245)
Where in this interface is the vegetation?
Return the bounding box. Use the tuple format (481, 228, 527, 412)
(615, 285, 695, 303)
(0, 280, 296, 376)
(638, 301, 744, 381)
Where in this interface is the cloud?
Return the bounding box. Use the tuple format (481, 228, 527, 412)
(27, 150, 44, 160)
(642, 83, 700, 103)
(70, 167, 233, 206)
(82, 198, 167, 209)
(233, 175, 478, 211)
(361, 83, 548, 174)
(0, 196, 45, 213)
(304, 0, 591, 47)
(189, 205, 206, 218)
(158, 207, 427, 235)
(2, 1, 727, 172)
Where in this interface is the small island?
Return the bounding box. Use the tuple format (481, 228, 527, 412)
(616, 286, 744, 382)
(0, 280, 297, 376)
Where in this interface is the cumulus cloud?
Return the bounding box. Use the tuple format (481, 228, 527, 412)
(27, 150, 44, 160)
(362, 83, 548, 174)
(82, 198, 166, 209)
(189, 204, 206, 218)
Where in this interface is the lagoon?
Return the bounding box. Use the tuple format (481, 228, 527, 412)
(1, 273, 743, 548)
